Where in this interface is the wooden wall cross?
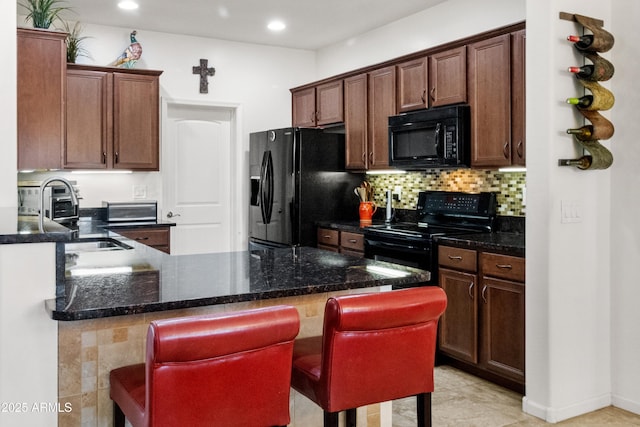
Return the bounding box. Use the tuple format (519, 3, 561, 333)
(192, 58, 216, 94)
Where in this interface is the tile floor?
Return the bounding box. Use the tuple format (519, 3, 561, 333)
(393, 365, 640, 426)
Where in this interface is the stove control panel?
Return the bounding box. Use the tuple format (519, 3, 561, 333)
(417, 191, 497, 217)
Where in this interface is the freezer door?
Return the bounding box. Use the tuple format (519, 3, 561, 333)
(249, 131, 268, 241)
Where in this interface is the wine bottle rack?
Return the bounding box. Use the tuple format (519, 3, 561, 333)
(559, 12, 615, 170)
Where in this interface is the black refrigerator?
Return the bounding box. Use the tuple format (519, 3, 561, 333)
(249, 127, 363, 249)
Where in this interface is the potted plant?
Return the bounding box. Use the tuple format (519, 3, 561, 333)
(60, 21, 91, 63)
(19, 0, 70, 29)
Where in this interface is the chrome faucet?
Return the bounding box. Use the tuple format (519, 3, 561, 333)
(385, 189, 393, 224)
(38, 176, 78, 232)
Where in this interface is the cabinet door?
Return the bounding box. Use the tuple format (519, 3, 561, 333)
(429, 46, 467, 107)
(17, 29, 66, 170)
(480, 276, 525, 383)
(112, 73, 160, 170)
(468, 34, 512, 167)
(292, 87, 316, 127)
(368, 66, 396, 170)
(344, 73, 368, 170)
(117, 227, 170, 254)
(439, 268, 478, 364)
(511, 29, 526, 166)
(316, 80, 344, 126)
(397, 57, 427, 112)
(65, 69, 111, 169)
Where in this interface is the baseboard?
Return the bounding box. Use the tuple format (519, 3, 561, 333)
(522, 393, 611, 423)
(611, 394, 640, 416)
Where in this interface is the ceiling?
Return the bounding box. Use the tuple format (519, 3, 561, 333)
(18, 0, 447, 50)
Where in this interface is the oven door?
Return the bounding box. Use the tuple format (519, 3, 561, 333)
(364, 236, 434, 287)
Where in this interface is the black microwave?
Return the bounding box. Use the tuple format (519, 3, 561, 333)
(388, 104, 470, 169)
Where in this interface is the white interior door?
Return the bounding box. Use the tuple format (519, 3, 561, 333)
(163, 100, 240, 255)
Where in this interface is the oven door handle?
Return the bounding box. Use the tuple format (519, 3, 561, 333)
(365, 240, 429, 252)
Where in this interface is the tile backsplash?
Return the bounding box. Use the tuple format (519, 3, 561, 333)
(366, 169, 526, 216)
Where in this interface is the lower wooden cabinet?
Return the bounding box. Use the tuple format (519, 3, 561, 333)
(317, 227, 364, 257)
(438, 245, 525, 392)
(116, 227, 170, 254)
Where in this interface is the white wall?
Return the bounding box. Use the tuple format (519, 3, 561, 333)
(15, 21, 317, 208)
(1, 4, 16, 208)
(525, 0, 615, 422)
(610, 2, 640, 416)
(316, 0, 525, 79)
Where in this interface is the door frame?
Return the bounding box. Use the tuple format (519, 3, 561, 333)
(161, 97, 245, 253)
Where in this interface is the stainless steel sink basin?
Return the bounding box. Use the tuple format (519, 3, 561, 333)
(65, 238, 133, 252)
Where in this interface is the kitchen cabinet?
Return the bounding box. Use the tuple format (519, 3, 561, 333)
(438, 245, 525, 392)
(468, 31, 526, 168)
(317, 227, 364, 257)
(429, 46, 467, 107)
(479, 252, 525, 384)
(291, 80, 343, 127)
(344, 67, 395, 171)
(65, 64, 162, 171)
(116, 227, 170, 254)
(511, 29, 526, 166)
(468, 34, 512, 168)
(397, 57, 428, 112)
(17, 28, 67, 170)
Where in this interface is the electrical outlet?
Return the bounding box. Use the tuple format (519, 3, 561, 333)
(133, 185, 147, 199)
(393, 186, 402, 202)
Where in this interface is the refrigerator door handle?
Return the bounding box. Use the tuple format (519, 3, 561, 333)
(259, 151, 269, 224)
(263, 151, 274, 224)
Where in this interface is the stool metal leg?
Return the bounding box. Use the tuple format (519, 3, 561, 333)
(324, 411, 339, 427)
(416, 392, 432, 427)
(113, 402, 126, 427)
(345, 408, 357, 427)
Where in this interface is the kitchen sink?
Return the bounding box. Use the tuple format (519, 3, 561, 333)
(65, 238, 133, 252)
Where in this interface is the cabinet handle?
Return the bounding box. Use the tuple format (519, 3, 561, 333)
(468, 282, 474, 299)
(102, 152, 107, 164)
(323, 235, 332, 239)
(369, 151, 374, 165)
(448, 255, 463, 261)
(496, 264, 513, 270)
(134, 237, 149, 241)
(348, 239, 358, 243)
(114, 151, 119, 164)
(482, 285, 488, 304)
(516, 140, 524, 158)
(362, 152, 367, 163)
(503, 142, 509, 159)
(430, 87, 436, 102)
(421, 89, 426, 104)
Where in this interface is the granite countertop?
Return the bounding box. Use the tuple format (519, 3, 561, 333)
(48, 243, 431, 321)
(435, 232, 525, 257)
(0, 207, 76, 244)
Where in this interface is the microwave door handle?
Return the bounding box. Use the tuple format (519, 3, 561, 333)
(434, 123, 443, 157)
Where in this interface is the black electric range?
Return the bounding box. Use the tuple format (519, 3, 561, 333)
(364, 191, 497, 287)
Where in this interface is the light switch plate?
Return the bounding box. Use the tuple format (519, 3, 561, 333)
(561, 199, 582, 223)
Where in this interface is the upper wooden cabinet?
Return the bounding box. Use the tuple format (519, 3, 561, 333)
(511, 29, 526, 166)
(291, 80, 343, 127)
(397, 57, 428, 112)
(429, 46, 467, 107)
(65, 64, 162, 171)
(468, 34, 512, 168)
(367, 66, 396, 170)
(344, 73, 368, 170)
(17, 28, 67, 170)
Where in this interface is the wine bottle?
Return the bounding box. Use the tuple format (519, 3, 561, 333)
(579, 110, 615, 140)
(566, 96, 594, 108)
(558, 156, 592, 170)
(567, 32, 614, 53)
(566, 125, 594, 141)
(567, 54, 614, 81)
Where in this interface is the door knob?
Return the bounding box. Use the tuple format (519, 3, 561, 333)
(166, 211, 181, 218)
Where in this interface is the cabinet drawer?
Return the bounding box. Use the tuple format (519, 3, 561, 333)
(438, 246, 477, 272)
(317, 228, 339, 246)
(117, 228, 170, 248)
(340, 231, 364, 251)
(480, 252, 525, 282)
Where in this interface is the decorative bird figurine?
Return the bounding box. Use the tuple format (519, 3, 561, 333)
(112, 30, 143, 68)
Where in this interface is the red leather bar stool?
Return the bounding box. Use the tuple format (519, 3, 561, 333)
(109, 305, 300, 427)
(291, 287, 447, 427)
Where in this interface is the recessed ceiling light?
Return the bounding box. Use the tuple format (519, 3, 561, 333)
(118, 1, 139, 10)
(267, 20, 286, 32)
